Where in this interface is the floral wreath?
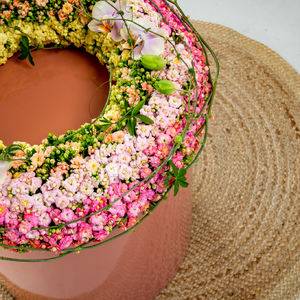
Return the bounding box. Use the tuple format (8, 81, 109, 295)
(0, 0, 219, 262)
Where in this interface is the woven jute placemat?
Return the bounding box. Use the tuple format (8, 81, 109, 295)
(1, 21, 300, 300)
(154, 21, 300, 300)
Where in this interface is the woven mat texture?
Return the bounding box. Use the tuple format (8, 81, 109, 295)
(154, 21, 300, 300)
(1, 21, 300, 300)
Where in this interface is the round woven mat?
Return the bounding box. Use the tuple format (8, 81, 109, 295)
(154, 21, 300, 300)
(1, 21, 300, 300)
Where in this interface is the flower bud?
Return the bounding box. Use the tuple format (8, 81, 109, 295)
(141, 55, 167, 70)
(174, 135, 183, 144)
(154, 80, 175, 95)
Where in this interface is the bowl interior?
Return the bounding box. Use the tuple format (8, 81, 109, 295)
(0, 46, 109, 145)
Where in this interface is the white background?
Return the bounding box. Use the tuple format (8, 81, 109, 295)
(177, 0, 300, 74)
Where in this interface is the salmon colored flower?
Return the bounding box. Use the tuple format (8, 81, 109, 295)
(112, 130, 125, 143)
(62, 2, 73, 14)
(30, 148, 45, 167)
(35, 0, 48, 7)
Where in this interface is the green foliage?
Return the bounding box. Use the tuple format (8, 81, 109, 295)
(97, 117, 113, 133)
(0, 144, 23, 162)
(164, 160, 189, 196)
(17, 36, 35, 66)
(125, 99, 154, 136)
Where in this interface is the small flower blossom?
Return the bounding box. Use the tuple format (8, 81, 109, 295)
(77, 223, 92, 241)
(18, 221, 32, 234)
(119, 164, 132, 180)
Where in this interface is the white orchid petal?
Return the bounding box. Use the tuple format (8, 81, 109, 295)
(134, 18, 156, 31)
(92, 1, 116, 19)
(157, 27, 169, 38)
(141, 36, 165, 56)
(88, 20, 102, 32)
(116, 0, 128, 11)
(0, 161, 13, 186)
(133, 44, 143, 60)
(111, 20, 124, 42)
(120, 27, 129, 41)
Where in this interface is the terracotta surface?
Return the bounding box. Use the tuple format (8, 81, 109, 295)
(0, 46, 109, 146)
(0, 48, 192, 299)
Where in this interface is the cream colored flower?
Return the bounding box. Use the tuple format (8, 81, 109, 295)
(0, 161, 13, 186)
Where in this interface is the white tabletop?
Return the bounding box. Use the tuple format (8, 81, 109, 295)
(177, 0, 300, 75)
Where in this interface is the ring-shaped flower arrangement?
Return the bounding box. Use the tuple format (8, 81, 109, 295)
(0, 0, 219, 262)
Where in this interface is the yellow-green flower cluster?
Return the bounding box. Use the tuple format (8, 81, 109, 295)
(0, 15, 123, 67)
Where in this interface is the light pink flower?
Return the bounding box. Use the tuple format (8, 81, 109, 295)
(118, 152, 131, 164)
(18, 195, 34, 211)
(39, 212, 51, 227)
(157, 134, 172, 145)
(60, 208, 75, 223)
(106, 162, 120, 177)
(55, 196, 70, 210)
(86, 159, 100, 173)
(18, 221, 32, 234)
(127, 202, 140, 217)
(80, 181, 94, 196)
(89, 213, 105, 226)
(62, 175, 78, 193)
(118, 164, 132, 180)
(77, 223, 92, 241)
(169, 95, 183, 108)
(136, 137, 149, 151)
(59, 236, 73, 250)
(94, 229, 108, 241)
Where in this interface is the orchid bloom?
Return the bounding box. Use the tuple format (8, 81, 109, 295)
(120, 18, 168, 60)
(88, 0, 130, 42)
(0, 161, 13, 186)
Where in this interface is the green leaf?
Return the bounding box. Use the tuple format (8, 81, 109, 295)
(169, 160, 178, 177)
(164, 177, 170, 187)
(17, 51, 28, 61)
(178, 168, 187, 178)
(99, 123, 111, 132)
(174, 181, 180, 196)
(7, 145, 22, 151)
(135, 114, 154, 124)
(102, 117, 111, 123)
(178, 179, 189, 188)
(28, 51, 35, 66)
(127, 117, 137, 136)
(132, 117, 137, 133)
(127, 38, 135, 46)
(19, 42, 28, 51)
(188, 68, 196, 77)
(21, 36, 29, 48)
(164, 173, 172, 187)
(162, 194, 168, 200)
(131, 100, 145, 116)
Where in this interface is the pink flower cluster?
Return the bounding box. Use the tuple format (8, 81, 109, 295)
(0, 0, 211, 254)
